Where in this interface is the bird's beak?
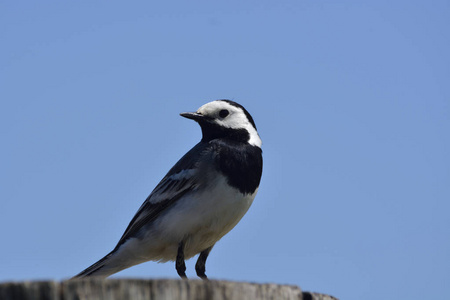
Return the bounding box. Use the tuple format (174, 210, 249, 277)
(180, 112, 206, 122)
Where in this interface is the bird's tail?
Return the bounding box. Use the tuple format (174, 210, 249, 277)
(73, 249, 128, 279)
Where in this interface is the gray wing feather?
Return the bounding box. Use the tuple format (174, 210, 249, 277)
(114, 142, 210, 248)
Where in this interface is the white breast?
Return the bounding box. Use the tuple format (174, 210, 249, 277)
(118, 174, 258, 263)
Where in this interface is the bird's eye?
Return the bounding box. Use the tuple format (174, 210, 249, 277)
(219, 109, 229, 118)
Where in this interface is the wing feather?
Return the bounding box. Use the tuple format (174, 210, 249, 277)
(113, 142, 209, 248)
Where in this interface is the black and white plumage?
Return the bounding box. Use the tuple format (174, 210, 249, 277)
(74, 100, 263, 279)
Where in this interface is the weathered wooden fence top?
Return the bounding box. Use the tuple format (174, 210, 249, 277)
(0, 279, 337, 300)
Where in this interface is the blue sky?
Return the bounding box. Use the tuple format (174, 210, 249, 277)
(1, 1, 449, 299)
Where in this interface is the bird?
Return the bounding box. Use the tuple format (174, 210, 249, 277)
(73, 99, 263, 279)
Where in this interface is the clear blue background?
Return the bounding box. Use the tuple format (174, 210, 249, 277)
(1, 1, 449, 299)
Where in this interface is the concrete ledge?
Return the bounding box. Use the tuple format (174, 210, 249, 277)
(0, 279, 337, 300)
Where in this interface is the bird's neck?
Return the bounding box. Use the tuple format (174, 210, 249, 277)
(200, 124, 251, 144)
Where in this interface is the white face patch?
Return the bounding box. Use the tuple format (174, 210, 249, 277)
(197, 101, 262, 147)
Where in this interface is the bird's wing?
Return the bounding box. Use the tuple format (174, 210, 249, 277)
(114, 142, 209, 248)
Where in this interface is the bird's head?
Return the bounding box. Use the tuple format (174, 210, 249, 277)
(180, 100, 262, 147)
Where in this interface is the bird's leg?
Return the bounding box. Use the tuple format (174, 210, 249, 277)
(195, 245, 213, 279)
(176, 241, 187, 278)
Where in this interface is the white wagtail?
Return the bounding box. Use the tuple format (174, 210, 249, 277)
(74, 100, 263, 279)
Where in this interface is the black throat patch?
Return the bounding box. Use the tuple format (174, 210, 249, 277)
(211, 138, 263, 195)
(199, 122, 251, 144)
